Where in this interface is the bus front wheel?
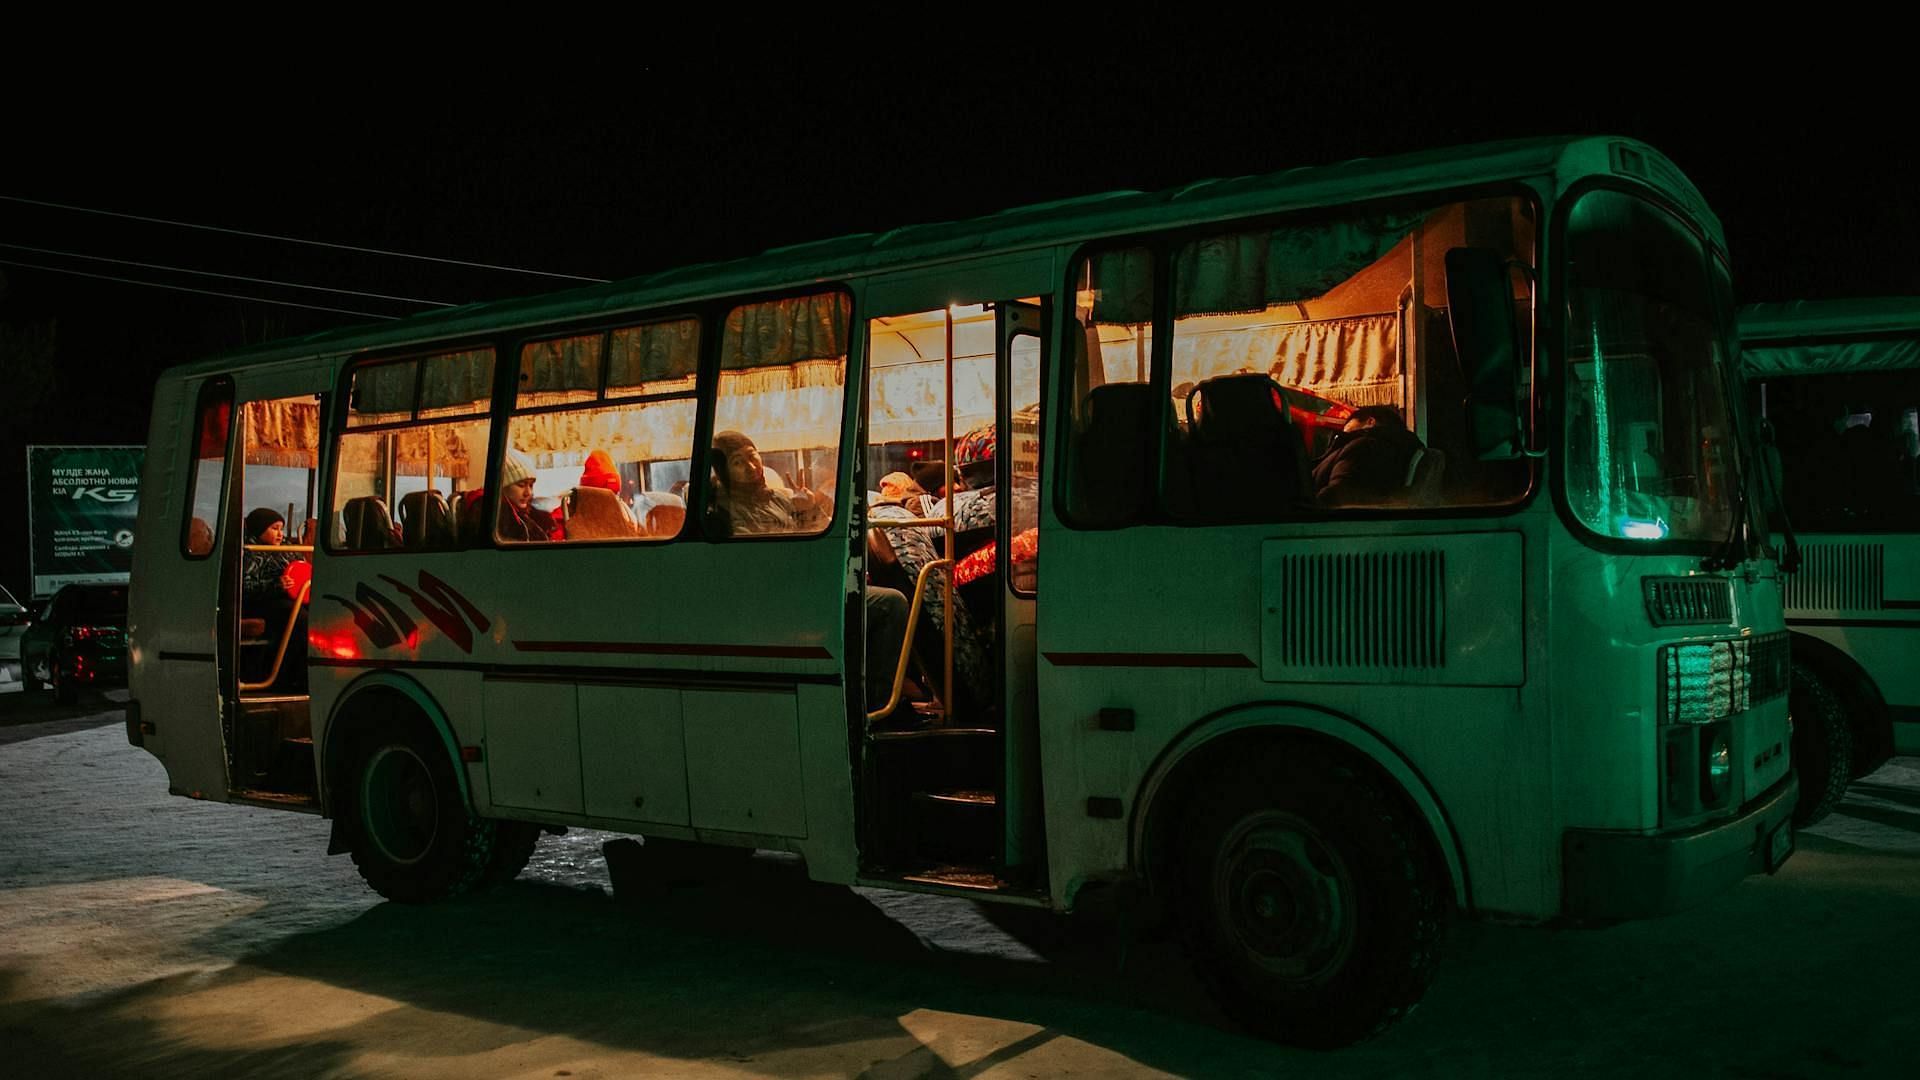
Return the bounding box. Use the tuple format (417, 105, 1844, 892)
(346, 725, 497, 903)
(1178, 748, 1446, 1047)
(1789, 661, 1851, 826)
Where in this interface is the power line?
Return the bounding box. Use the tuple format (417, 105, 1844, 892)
(0, 259, 399, 320)
(0, 194, 611, 284)
(0, 242, 455, 308)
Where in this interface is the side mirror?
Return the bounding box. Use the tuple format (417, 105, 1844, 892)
(1445, 247, 1528, 460)
(1755, 417, 1801, 573)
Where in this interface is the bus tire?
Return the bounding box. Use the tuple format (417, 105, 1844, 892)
(1790, 661, 1851, 827)
(483, 821, 542, 885)
(346, 724, 495, 903)
(1177, 746, 1445, 1048)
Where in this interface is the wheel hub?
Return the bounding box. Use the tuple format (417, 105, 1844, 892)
(1216, 812, 1356, 983)
(362, 746, 440, 866)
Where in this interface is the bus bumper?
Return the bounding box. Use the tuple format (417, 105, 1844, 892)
(1562, 773, 1798, 920)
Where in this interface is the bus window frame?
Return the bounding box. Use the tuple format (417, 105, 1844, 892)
(179, 375, 236, 561)
(500, 313, 705, 549)
(1051, 182, 1544, 532)
(1548, 175, 1744, 561)
(1750, 353, 1920, 535)
(324, 336, 501, 558)
(323, 283, 860, 557)
(698, 283, 858, 545)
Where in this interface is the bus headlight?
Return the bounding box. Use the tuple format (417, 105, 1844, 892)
(1702, 729, 1732, 806)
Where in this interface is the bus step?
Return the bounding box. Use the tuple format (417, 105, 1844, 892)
(899, 866, 1008, 892)
(919, 789, 997, 806)
(230, 788, 320, 810)
(910, 788, 999, 864)
(868, 726, 999, 744)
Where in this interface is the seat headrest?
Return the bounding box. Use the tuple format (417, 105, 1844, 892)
(1190, 374, 1291, 437)
(342, 496, 397, 548)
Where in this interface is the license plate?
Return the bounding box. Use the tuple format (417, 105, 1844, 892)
(1767, 821, 1793, 871)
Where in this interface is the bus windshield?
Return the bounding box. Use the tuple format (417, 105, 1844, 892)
(1563, 189, 1741, 545)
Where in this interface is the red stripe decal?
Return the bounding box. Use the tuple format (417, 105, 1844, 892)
(513, 639, 834, 660)
(1044, 652, 1256, 668)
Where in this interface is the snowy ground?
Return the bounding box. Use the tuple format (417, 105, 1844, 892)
(1, 691, 1916, 1078)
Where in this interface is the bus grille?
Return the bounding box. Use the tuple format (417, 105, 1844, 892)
(1783, 543, 1884, 613)
(1657, 632, 1791, 723)
(1269, 550, 1446, 670)
(1643, 577, 1733, 626)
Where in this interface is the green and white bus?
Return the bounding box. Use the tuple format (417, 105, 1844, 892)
(128, 136, 1795, 1046)
(1740, 298, 1919, 821)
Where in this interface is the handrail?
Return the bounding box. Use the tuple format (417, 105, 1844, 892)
(865, 557, 952, 724)
(242, 544, 315, 554)
(239, 579, 313, 693)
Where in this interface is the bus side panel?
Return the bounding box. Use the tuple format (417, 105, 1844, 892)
(306, 539, 859, 876)
(1038, 520, 1558, 918)
(129, 377, 232, 802)
(1786, 532, 1920, 751)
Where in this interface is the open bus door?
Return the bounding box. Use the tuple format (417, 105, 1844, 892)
(997, 300, 1046, 880)
(131, 369, 325, 806)
(856, 260, 1051, 896)
(132, 375, 235, 801)
(225, 387, 325, 805)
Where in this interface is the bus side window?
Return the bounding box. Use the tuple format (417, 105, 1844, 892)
(1064, 246, 1157, 528)
(706, 291, 850, 539)
(333, 349, 495, 553)
(181, 378, 233, 558)
(507, 318, 701, 545)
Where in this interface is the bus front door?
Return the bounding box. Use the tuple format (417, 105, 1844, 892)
(858, 273, 1050, 892)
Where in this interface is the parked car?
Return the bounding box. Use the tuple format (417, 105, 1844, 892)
(19, 583, 129, 703)
(0, 584, 28, 692)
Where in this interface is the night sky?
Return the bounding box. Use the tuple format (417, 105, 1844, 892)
(4, 44, 1915, 596)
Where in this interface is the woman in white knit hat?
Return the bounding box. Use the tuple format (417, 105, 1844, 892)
(467, 448, 554, 544)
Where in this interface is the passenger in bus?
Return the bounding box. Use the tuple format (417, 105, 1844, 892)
(864, 585, 910, 721)
(868, 499, 991, 716)
(243, 508, 302, 604)
(242, 507, 309, 690)
(465, 448, 556, 543)
(878, 471, 932, 515)
(564, 449, 640, 540)
(1312, 405, 1425, 506)
(710, 430, 832, 534)
(501, 449, 557, 542)
(947, 423, 998, 531)
(911, 459, 956, 500)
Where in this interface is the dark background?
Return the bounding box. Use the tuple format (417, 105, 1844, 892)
(4, 44, 1914, 598)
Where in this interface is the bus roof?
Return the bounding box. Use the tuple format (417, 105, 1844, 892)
(1740, 298, 1920, 377)
(165, 135, 1708, 381)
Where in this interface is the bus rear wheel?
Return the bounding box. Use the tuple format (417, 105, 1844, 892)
(347, 726, 495, 903)
(1178, 748, 1446, 1047)
(1789, 661, 1851, 827)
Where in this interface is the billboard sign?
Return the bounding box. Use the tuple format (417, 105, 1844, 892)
(26, 445, 144, 598)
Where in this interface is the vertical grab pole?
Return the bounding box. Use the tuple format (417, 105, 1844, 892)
(943, 305, 957, 717)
